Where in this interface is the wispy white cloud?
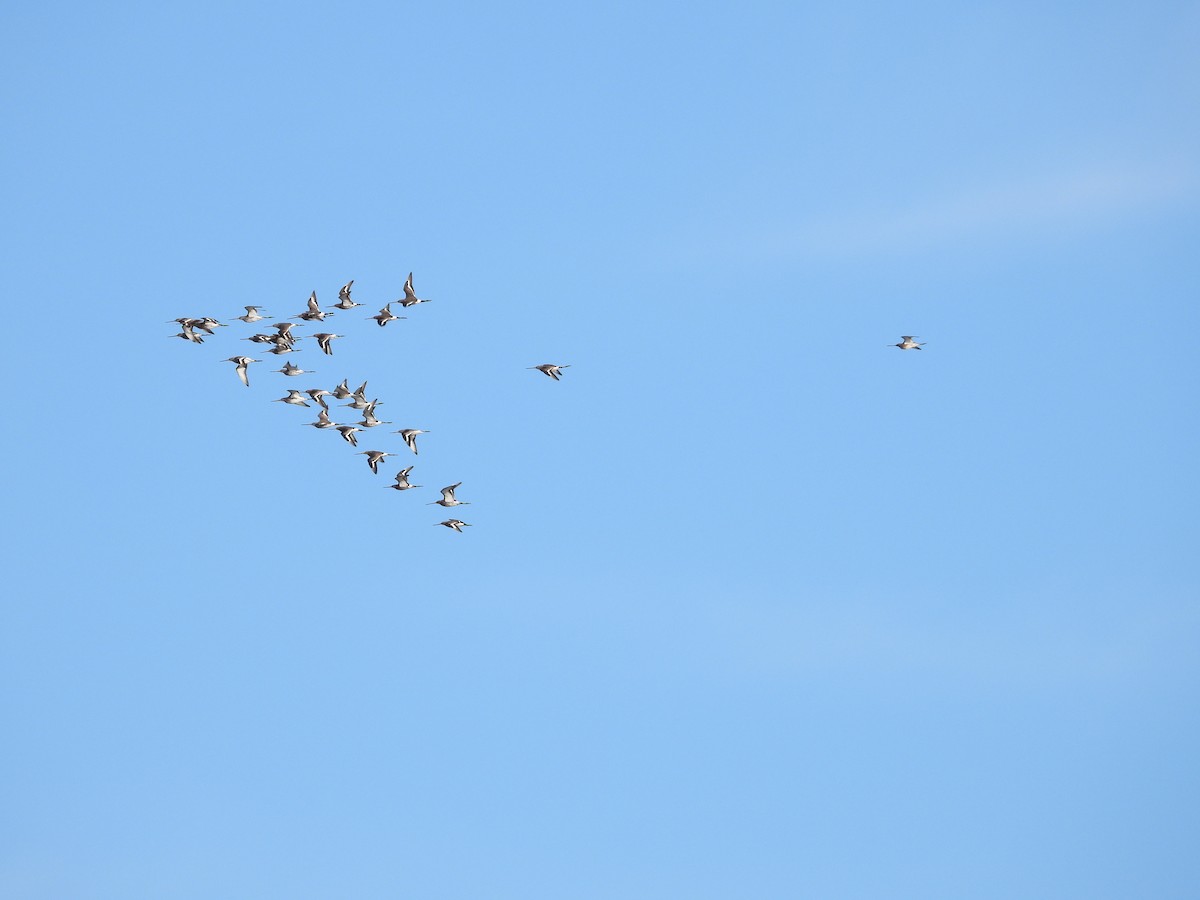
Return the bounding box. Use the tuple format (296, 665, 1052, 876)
(775, 159, 1199, 259)
(701, 597, 1200, 690)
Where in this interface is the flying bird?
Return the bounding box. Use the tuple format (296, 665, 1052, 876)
(273, 390, 311, 407)
(313, 333, 343, 356)
(303, 408, 337, 429)
(369, 303, 405, 327)
(890, 336, 926, 350)
(274, 361, 313, 376)
(386, 465, 420, 491)
(304, 388, 333, 409)
(233, 306, 271, 323)
(224, 356, 260, 387)
(294, 291, 334, 322)
(398, 272, 431, 307)
(436, 519, 471, 533)
(332, 280, 362, 310)
(395, 428, 429, 455)
(529, 364, 570, 380)
(428, 482, 469, 508)
(335, 425, 361, 447)
(358, 407, 392, 428)
(271, 322, 301, 338)
(190, 318, 226, 335)
(357, 450, 396, 474)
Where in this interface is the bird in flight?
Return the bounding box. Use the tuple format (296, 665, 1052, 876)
(294, 291, 334, 322)
(224, 356, 260, 387)
(429, 482, 470, 508)
(357, 449, 396, 474)
(332, 281, 362, 310)
(386, 466, 420, 491)
(369, 303, 405, 327)
(398, 272, 431, 307)
(395, 428, 430, 455)
(529, 363, 570, 380)
(313, 333, 343, 356)
(233, 306, 271, 323)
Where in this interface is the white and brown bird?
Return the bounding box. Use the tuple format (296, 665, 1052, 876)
(187, 318, 226, 335)
(398, 272, 431, 307)
(224, 356, 260, 387)
(332, 280, 362, 310)
(358, 407, 392, 428)
(303, 408, 337, 429)
(233, 306, 271, 323)
(357, 450, 396, 474)
(369, 303, 405, 327)
(386, 465, 420, 491)
(890, 335, 926, 350)
(428, 482, 469, 508)
(332, 379, 354, 400)
(313, 333, 343, 356)
(395, 428, 430, 455)
(274, 360, 313, 376)
(343, 384, 376, 411)
(294, 291, 334, 322)
(436, 519, 471, 533)
(335, 425, 361, 447)
(273, 390, 311, 407)
(270, 321, 301, 339)
(529, 363, 570, 380)
(304, 388, 333, 409)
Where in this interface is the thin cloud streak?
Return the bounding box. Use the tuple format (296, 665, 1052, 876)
(704, 599, 1200, 690)
(778, 160, 1199, 259)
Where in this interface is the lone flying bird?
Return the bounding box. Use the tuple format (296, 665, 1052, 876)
(890, 336, 926, 350)
(529, 363, 570, 380)
(436, 519, 471, 533)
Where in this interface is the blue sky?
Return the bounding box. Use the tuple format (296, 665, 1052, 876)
(2, 1, 1198, 897)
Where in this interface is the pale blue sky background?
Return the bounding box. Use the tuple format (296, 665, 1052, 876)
(2, 1, 1198, 897)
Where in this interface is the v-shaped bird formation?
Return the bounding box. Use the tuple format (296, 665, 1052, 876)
(171, 273, 574, 533)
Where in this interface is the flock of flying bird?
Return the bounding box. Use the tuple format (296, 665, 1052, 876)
(169, 274, 571, 533)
